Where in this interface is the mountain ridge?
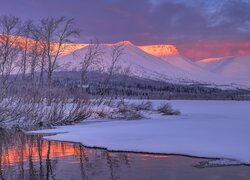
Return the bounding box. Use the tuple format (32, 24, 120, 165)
(1, 34, 250, 89)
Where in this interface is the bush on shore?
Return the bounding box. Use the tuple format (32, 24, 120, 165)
(157, 103, 180, 115)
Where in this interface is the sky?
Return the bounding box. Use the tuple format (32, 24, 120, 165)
(0, 0, 250, 60)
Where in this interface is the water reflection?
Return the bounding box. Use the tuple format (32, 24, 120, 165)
(0, 129, 250, 180)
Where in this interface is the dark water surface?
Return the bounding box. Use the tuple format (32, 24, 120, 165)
(0, 129, 249, 180)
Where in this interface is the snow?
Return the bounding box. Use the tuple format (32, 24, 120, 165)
(197, 55, 250, 86)
(138, 44, 179, 56)
(57, 41, 250, 89)
(195, 159, 243, 168)
(159, 55, 214, 77)
(58, 42, 195, 83)
(30, 100, 250, 164)
(198, 57, 225, 63)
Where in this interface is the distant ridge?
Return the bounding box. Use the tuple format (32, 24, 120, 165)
(1, 34, 250, 89)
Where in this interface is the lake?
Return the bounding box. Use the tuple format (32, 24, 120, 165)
(0, 129, 249, 180)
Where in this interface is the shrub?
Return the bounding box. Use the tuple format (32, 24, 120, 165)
(132, 101, 153, 111)
(110, 103, 144, 120)
(0, 96, 92, 128)
(157, 103, 180, 115)
(96, 110, 108, 118)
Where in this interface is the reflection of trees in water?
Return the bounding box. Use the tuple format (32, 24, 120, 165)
(46, 141, 56, 180)
(105, 151, 131, 180)
(0, 129, 131, 179)
(37, 138, 43, 180)
(79, 145, 90, 180)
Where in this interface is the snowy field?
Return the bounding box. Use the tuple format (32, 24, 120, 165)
(30, 100, 250, 164)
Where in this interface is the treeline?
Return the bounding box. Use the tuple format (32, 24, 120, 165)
(38, 71, 250, 101)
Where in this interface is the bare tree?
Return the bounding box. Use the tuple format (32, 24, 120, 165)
(0, 16, 95, 128)
(106, 44, 123, 82)
(35, 17, 80, 105)
(98, 44, 124, 105)
(23, 22, 47, 102)
(119, 65, 132, 103)
(38, 50, 46, 93)
(19, 20, 33, 81)
(74, 41, 103, 92)
(0, 15, 22, 99)
(28, 30, 41, 84)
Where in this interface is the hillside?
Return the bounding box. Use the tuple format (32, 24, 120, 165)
(58, 41, 208, 84)
(197, 55, 250, 86)
(138, 44, 207, 75)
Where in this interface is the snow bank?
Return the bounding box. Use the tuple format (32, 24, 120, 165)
(30, 100, 250, 164)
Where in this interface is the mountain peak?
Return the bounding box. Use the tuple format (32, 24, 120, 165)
(138, 44, 179, 57)
(114, 40, 134, 46)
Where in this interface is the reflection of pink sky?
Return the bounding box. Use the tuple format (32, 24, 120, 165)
(1, 141, 82, 166)
(1, 140, 170, 167)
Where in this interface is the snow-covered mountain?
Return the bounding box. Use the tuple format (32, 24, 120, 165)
(197, 55, 250, 86)
(138, 44, 179, 56)
(59, 41, 197, 83)
(58, 41, 250, 89)
(136, 44, 231, 84)
(1, 33, 249, 89)
(138, 45, 206, 75)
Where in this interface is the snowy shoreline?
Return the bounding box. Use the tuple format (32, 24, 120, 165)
(29, 100, 250, 165)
